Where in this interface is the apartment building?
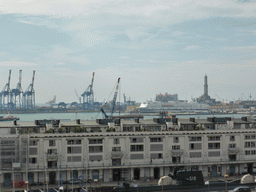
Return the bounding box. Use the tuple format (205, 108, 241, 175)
(0, 116, 256, 188)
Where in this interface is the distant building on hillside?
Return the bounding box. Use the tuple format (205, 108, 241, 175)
(156, 93, 178, 102)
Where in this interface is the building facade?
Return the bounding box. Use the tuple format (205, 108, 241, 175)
(0, 116, 256, 188)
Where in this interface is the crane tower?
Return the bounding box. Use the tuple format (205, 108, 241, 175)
(81, 72, 95, 110)
(10, 70, 23, 110)
(23, 70, 36, 111)
(0, 70, 12, 110)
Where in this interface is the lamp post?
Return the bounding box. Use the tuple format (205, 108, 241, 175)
(161, 177, 166, 192)
(224, 174, 228, 192)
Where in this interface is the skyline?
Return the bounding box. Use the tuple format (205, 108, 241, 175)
(0, 0, 256, 104)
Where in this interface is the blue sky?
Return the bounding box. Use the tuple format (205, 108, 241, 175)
(0, 0, 256, 104)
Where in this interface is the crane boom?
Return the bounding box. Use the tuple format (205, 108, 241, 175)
(30, 70, 35, 94)
(110, 77, 120, 117)
(17, 70, 22, 93)
(19, 70, 22, 85)
(90, 72, 95, 95)
(31, 70, 35, 88)
(74, 89, 80, 102)
(7, 70, 11, 93)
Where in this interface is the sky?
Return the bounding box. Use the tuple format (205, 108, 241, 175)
(0, 0, 256, 104)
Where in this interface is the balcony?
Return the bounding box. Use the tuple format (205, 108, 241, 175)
(111, 151, 124, 158)
(170, 149, 184, 156)
(228, 147, 240, 154)
(47, 153, 58, 161)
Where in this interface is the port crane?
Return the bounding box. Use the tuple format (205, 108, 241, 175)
(81, 72, 95, 110)
(23, 70, 36, 110)
(100, 77, 121, 119)
(0, 70, 12, 110)
(69, 89, 80, 109)
(10, 70, 23, 110)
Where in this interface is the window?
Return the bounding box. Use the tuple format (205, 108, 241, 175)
(89, 139, 103, 144)
(67, 140, 75, 145)
(150, 144, 163, 151)
(189, 143, 202, 150)
(189, 152, 201, 158)
(49, 140, 55, 146)
(208, 136, 220, 141)
(245, 150, 256, 155)
(208, 143, 220, 149)
(67, 139, 81, 145)
(150, 138, 163, 142)
(131, 138, 143, 143)
(29, 140, 37, 146)
(130, 145, 144, 151)
(48, 149, 57, 154)
(112, 147, 121, 151)
(112, 159, 121, 166)
(229, 144, 236, 148)
(113, 139, 120, 145)
(245, 135, 251, 140)
(208, 151, 220, 157)
(67, 156, 81, 162)
(230, 136, 235, 142)
(245, 141, 256, 148)
(10, 128, 16, 134)
(89, 146, 103, 153)
(29, 158, 37, 164)
(172, 145, 180, 150)
(29, 148, 38, 155)
(173, 137, 179, 143)
(189, 137, 202, 142)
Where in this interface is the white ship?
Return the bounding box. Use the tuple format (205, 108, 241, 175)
(137, 100, 209, 113)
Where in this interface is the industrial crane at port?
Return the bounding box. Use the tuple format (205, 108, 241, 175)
(0, 70, 12, 110)
(10, 70, 23, 110)
(23, 70, 36, 111)
(81, 72, 95, 110)
(100, 77, 121, 119)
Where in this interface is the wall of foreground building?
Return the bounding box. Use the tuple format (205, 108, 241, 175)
(0, 117, 256, 188)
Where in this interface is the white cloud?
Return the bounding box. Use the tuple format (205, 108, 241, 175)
(1, 0, 255, 21)
(185, 45, 200, 50)
(0, 61, 38, 67)
(44, 45, 90, 65)
(222, 45, 256, 51)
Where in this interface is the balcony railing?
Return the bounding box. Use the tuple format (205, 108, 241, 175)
(47, 153, 58, 161)
(111, 151, 124, 158)
(170, 149, 184, 156)
(228, 147, 240, 154)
